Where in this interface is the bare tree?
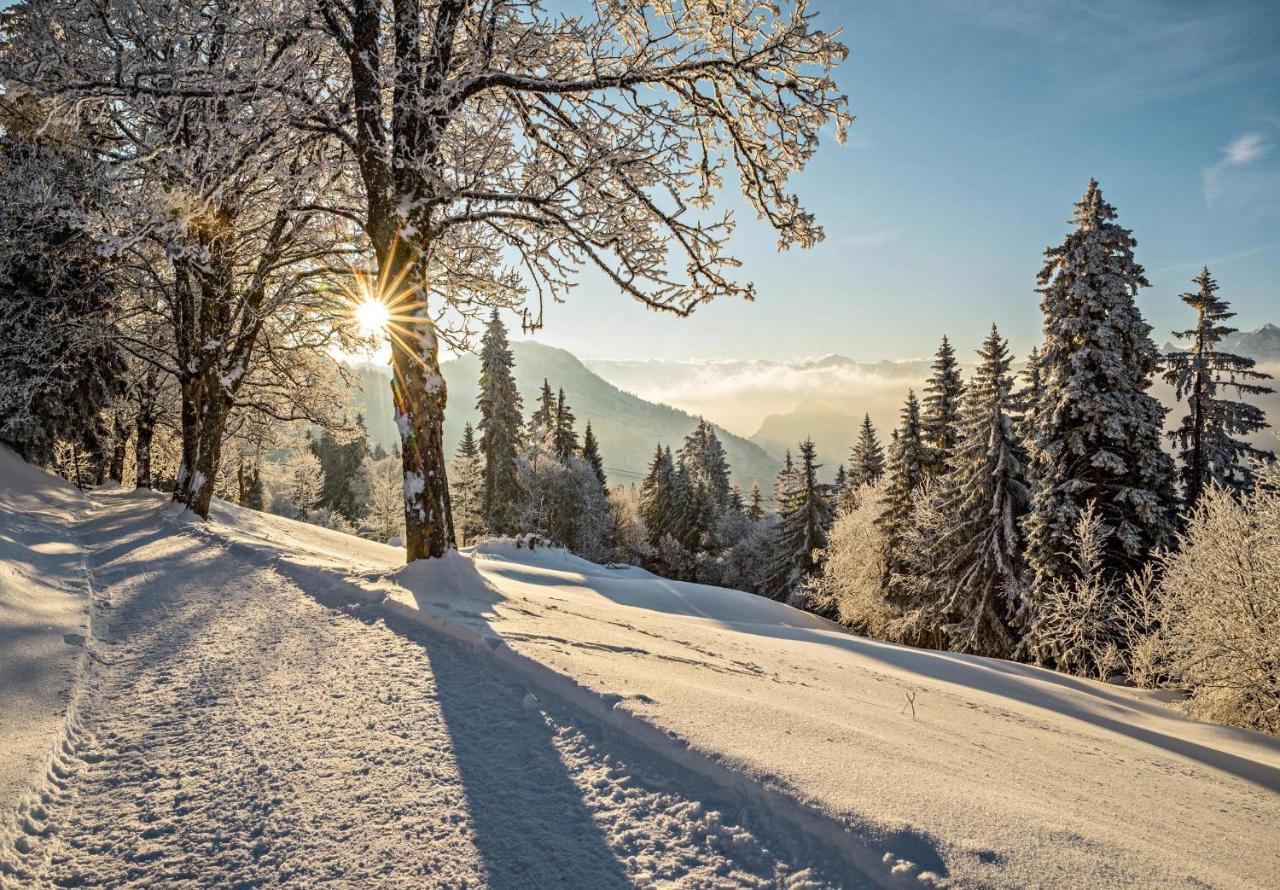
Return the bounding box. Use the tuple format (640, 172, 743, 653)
(3, 0, 365, 516)
(288, 0, 850, 559)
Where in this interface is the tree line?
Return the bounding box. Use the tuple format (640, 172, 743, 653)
(799, 182, 1274, 733)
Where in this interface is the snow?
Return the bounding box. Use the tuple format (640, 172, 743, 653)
(378, 543, 1280, 888)
(3, 465, 1278, 887)
(0, 447, 90, 818)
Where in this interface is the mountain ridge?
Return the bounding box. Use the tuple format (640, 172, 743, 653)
(350, 342, 782, 493)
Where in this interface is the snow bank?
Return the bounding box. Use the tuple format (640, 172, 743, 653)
(372, 539, 1280, 888)
(0, 447, 90, 814)
(163, 503, 1280, 887)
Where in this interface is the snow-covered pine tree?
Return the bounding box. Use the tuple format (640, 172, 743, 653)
(877, 390, 926, 589)
(552, 388, 579, 463)
(746, 482, 765, 522)
(849, 413, 886, 487)
(833, 464, 847, 494)
(905, 325, 1030, 658)
(580, 421, 608, 494)
(921, 335, 964, 478)
(1013, 345, 1043, 444)
(765, 438, 833, 600)
(728, 483, 745, 514)
(0, 111, 126, 469)
(668, 458, 696, 550)
(640, 444, 677, 549)
(529, 379, 556, 444)
(1163, 266, 1273, 505)
(476, 310, 524, 534)
(286, 451, 325, 521)
(774, 449, 796, 504)
(1022, 179, 1177, 664)
(678, 419, 732, 510)
(450, 423, 486, 546)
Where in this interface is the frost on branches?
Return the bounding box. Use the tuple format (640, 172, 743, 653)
(1162, 266, 1273, 506)
(2, 0, 361, 518)
(1021, 179, 1176, 668)
(476, 311, 524, 534)
(297, 0, 849, 560)
(898, 326, 1030, 658)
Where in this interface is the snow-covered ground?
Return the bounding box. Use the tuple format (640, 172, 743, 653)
(2, 452, 1278, 887)
(0, 448, 90, 817)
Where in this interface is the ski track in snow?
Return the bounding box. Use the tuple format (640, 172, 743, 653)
(1, 493, 857, 889)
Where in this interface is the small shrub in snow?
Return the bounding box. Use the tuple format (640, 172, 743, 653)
(808, 481, 896, 637)
(1156, 466, 1280, 734)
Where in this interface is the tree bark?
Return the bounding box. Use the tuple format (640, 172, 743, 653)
(108, 413, 129, 484)
(388, 305, 454, 560)
(135, 415, 155, 490)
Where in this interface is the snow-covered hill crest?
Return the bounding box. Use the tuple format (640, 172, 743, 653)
(196, 497, 1280, 888)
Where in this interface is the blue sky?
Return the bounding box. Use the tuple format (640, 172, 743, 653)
(528, 0, 1280, 363)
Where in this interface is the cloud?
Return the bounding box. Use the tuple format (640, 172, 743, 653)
(1203, 132, 1271, 205)
(1224, 133, 1268, 165)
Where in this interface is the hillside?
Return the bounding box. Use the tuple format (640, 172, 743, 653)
(4, 462, 1277, 887)
(351, 342, 782, 493)
(751, 400, 863, 476)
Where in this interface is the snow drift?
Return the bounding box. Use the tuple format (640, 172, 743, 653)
(201, 499, 1280, 888)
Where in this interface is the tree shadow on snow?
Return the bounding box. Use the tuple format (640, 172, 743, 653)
(380, 610, 635, 889)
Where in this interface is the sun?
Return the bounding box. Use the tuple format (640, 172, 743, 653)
(355, 297, 391, 338)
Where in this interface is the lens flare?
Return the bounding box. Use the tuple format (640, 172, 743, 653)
(355, 297, 391, 337)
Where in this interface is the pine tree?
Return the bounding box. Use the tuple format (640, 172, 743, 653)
(849, 413, 885, 487)
(1013, 345, 1043, 444)
(476, 310, 523, 534)
(921, 335, 964, 478)
(580, 421, 608, 494)
(678, 419, 732, 510)
(1163, 267, 1273, 506)
(0, 120, 127, 467)
(766, 438, 833, 599)
(552, 388, 579, 463)
(450, 423, 486, 546)
(640, 444, 676, 548)
(728, 483, 745, 514)
(309, 425, 371, 522)
(877, 390, 926, 588)
(746, 482, 765, 522)
(528, 378, 556, 443)
(905, 326, 1030, 657)
(774, 449, 795, 504)
(287, 451, 324, 521)
(833, 464, 847, 493)
(1023, 180, 1177, 663)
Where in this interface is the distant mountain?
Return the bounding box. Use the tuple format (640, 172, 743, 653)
(583, 354, 931, 441)
(751, 400, 862, 477)
(350, 342, 781, 493)
(1163, 323, 1280, 362)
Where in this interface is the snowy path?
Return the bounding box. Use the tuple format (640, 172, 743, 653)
(1, 493, 856, 888)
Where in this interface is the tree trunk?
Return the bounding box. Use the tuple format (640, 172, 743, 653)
(108, 414, 129, 484)
(175, 376, 201, 501)
(187, 395, 232, 519)
(388, 308, 454, 561)
(173, 372, 232, 520)
(135, 414, 155, 490)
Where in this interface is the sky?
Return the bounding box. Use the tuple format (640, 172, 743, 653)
(517, 0, 1280, 364)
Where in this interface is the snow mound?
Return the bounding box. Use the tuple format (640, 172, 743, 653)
(370, 537, 1280, 888)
